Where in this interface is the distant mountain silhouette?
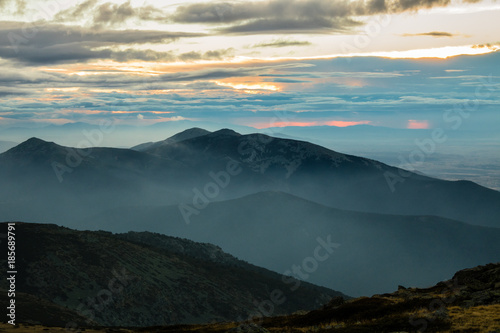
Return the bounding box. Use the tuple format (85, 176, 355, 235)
(0, 222, 343, 327)
(4, 128, 499, 230)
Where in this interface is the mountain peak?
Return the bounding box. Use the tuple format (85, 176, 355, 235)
(212, 128, 241, 136)
(167, 127, 211, 142)
(132, 128, 211, 151)
(6, 137, 59, 154)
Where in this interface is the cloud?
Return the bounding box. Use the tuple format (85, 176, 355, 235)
(54, 0, 165, 27)
(54, 0, 100, 21)
(401, 31, 458, 38)
(252, 38, 312, 48)
(170, 0, 478, 34)
(171, 0, 363, 33)
(407, 119, 429, 129)
(0, 23, 204, 64)
(109, 48, 234, 63)
(0, 22, 199, 46)
(253, 120, 372, 129)
(220, 18, 361, 34)
(0, 0, 26, 14)
(178, 48, 235, 62)
(472, 42, 500, 49)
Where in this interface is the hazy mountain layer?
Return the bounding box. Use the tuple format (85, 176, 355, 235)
(1, 128, 499, 228)
(87, 191, 500, 296)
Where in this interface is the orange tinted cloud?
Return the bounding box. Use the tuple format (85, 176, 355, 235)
(324, 120, 371, 127)
(213, 79, 281, 92)
(254, 120, 371, 129)
(407, 120, 430, 129)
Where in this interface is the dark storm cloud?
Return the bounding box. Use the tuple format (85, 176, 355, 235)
(221, 18, 361, 34)
(0, 23, 205, 64)
(171, 0, 361, 33)
(0, 89, 27, 97)
(0, 46, 233, 64)
(0, 22, 200, 46)
(402, 31, 457, 37)
(170, 0, 480, 34)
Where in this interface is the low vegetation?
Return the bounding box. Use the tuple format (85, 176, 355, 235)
(2, 263, 499, 332)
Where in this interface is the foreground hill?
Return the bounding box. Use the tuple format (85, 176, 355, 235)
(0, 222, 343, 327)
(158, 262, 500, 333)
(87, 191, 500, 296)
(2, 263, 499, 332)
(1, 128, 499, 228)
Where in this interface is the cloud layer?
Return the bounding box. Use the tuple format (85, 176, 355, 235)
(170, 0, 478, 34)
(0, 0, 498, 133)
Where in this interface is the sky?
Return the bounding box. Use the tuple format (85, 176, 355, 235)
(0, 0, 499, 131)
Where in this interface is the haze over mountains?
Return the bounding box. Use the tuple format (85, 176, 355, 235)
(2, 121, 499, 190)
(0, 128, 499, 297)
(87, 191, 500, 297)
(1, 128, 499, 226)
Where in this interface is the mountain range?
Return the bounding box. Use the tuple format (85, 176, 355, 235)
(0, 128, 499, 296)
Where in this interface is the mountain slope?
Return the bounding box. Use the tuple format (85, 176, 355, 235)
(86, 191, 500, 297)
(0, 222, 343, 327)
